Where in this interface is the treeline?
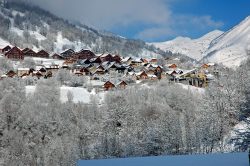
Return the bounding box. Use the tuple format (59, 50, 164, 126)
(0, 58, 249, 165)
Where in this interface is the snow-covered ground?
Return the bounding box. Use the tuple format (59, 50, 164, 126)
(152, 30, 223, 61)
(204, 16, 250, 67)
(26, 85, 105, 104)
(78, 152, 248, 166)
(0, 37, 10, 48)
(31, 57, 65, 66)
(177, 83, 205, 94)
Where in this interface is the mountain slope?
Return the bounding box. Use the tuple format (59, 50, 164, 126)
(203, 16, 250, 67)
(152, 30, 224, 61)
(0, 1, 163, 58)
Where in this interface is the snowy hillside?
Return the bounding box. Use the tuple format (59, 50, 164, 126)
(0, 2, 163, 58)
(0, 37, 10, 48)
(152, 30, 223, 61)
(204, 16, 250, 67)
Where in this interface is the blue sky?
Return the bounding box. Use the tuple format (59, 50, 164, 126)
(30, 0, 250, 42)
(110, 0, 250, 42)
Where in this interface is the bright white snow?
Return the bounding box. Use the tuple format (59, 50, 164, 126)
(25, 85, 105, 104)
(152, 30, 224, 61)
(204, 16, 250, 67)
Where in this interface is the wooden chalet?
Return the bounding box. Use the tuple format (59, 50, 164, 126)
(60, 49, 75, 59)
(63, 59, 77, 66)
(148, 74, 158, 80)
(142, 59, 149, 64)
(155, 66, 163, 80)
(113, 55, 122, 63)
(73, 50, 95, 60)
(34, 71, 43, 79)
(90, 57, 102, 64)
(201, 63, 210, 68)
(80, 68, 91, 76)
(117, 81, 127, 89)
(39, 68, 47, 76)
(100, 54, 114, 62)
(121, 57, 132, 64)
(168, 64, 177, 69)
(1, 45, 11, 53)
(94, 65, 106, 75)
(6, 70, 16, 78)
(52, 53, 64, 60)
(36, 50, 49, 58)
(5, 46, 24, 60)
(131, 58, 143, 67)
(136, 71, 148, 80)
(103, 81, 115, 91)
(45, 64, 60, 76)
(150, 58, 157, 64)
(17, 68, 30, 77)
(22, 48, 37, 57)
(115, 64, 126, 73)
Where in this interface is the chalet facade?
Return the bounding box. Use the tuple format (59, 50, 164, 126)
(117, 81, 127, 89)
(104, 81, 115, 91)
(113, 55, 121, 63)
(73, 50, 95, 60)
(6, 70, 16, 77)
(100, 54, 115, 62)
(60, 49, 75, 59)
(52, 53, 64, 60)
(22, 48, 37, 57)
(5, 46, 24, 60)
(80, 68, 91, 76)
(150, 58, 157, 64)
(17, 68, 30, 77)
(168, 64, 177, 69)
(136, 71, 148, 80)
(90, 57, 102, 64)
(36, 50, 49, 58)
(1, 45, 11, 53)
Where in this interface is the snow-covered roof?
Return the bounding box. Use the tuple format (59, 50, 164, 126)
(17, 68, 30, 71)
(207, 62, 215, 66)
(148, 74, 157, 78)
(121, 57, 131, 62)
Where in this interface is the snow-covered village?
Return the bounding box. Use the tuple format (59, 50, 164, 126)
(0, 0, 249, 166)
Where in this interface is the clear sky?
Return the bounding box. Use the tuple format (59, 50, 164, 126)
(27, 0, 250, 42)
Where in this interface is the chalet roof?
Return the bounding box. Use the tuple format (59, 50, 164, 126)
(39, 68, 47, 72)
(78, 59, 91, 65)
(135, 71, 147, 76)
(22, 48, 30, 53)
(2, 45, 11, 50)
(37, 50, 49, 55)
(121, 57, 132, 62)
(52, 53, 63, 58)
(5, 46, 22, 55)
(207, 62, 215, 66)
(22, 48, 36, 54)
(116, 81, 127, 86)
(132, 58, 143, 63)
(100, 53, 113, 58)
(61, 49, 75, 55)
(104, 81, 115, 86)
(148, 74, 157, 78)
(35, 65, 45, 71)
(76, 49, 95, 56)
